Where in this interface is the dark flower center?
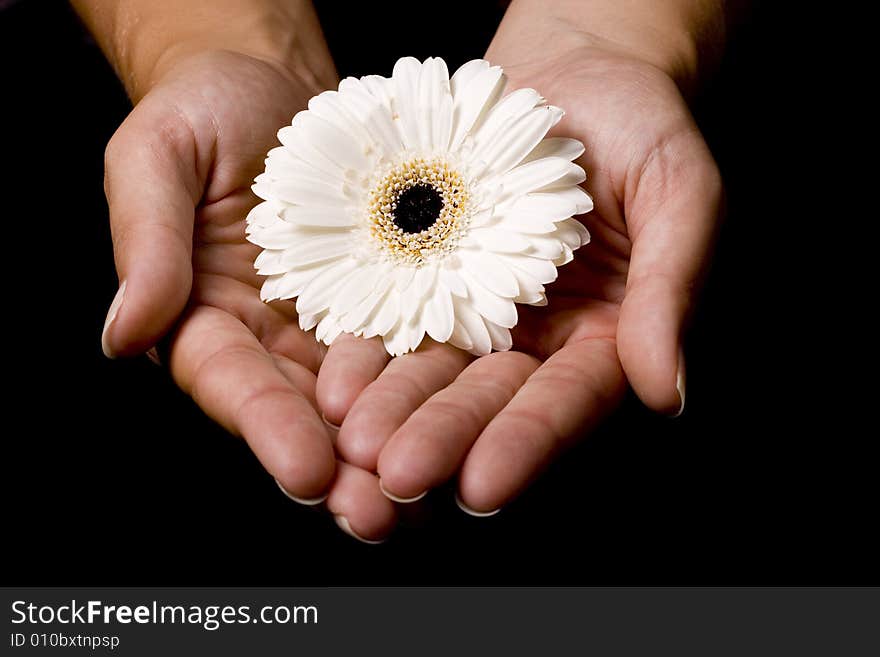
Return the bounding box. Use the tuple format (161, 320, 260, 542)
(393, 184, 443, 234)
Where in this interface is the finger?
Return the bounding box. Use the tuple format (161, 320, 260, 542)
(194, 272, 325, 374)
(316, 334, 390, 425)
(169, 305, 335, 500)
(377, 352, 539, 501)
(326, 461, 398, 544)
(337, 340, 472, 471)
(101, 98, 203, 358)
(457, 338, 626, 514)
(618, 130, 723, 415)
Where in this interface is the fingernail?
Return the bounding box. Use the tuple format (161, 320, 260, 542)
(146, 347, 161, 366)
(101, 280, 127, 359)
(321, 413, 341, 431)
(455, 492, 500, 518)
(321, 414, 340, 444)
(379, 478, 428, 504)
(671, 348, 686, 418)
(274, 478, 328, 506)
(334, 515, 385, 545)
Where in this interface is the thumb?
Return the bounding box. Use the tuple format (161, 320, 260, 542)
(617, 132, 723, 416)
(100, 100, 201, 358)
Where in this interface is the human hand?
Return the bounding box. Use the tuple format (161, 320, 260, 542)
(95, 38, 397, 542)
(314, 10, 723, 515)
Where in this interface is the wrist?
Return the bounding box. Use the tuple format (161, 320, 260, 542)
(73, 0, 337, 101)
(491, 0, 725, 94)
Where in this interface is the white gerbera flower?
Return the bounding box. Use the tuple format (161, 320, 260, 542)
(246, 56, 592, 356)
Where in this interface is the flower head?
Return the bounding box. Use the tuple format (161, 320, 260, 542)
(247, 57, 592, 356)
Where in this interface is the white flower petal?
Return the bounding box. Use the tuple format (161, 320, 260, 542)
(449, 59, 487, 95)
(271, 177, 349, 207)
(265, 147, 340, 185)
(549, 186, 594, 215)
(458, 249, 519, 298)
(554, 243, 575, 266)
(449, 61, 505, 151)
(470, 88, 544, 154)
(274, 267, 320, 300)
(277, 125, 343, 179)
(508, 266, 546, 305)
(316, 313, 344, 345)
(360, 74, 393, 107)
(394, 266, 417, 292)
(280, 235, 352, 268)
(400, 264, 437, 321)
(364, 288, 400, 338)
(340, 279, 391, 333)
(247, 220, 303, 250)
(246, 201, 281, 229)
(476, 105, 563, 177)
(494, 214, 558, 234)
(338, 76, 404, 156)
(525, 234, 565, 260)
(484, 320, 513, 352)
(452, 298, 492, 356)
(254, 250, 289, 276)
(252, 174, 274, 202)
(449, 319, 475, 353)
(281, 205, 356, 228)
(424, 283, 455, 343)
(505, 192, 579, 225)
(293, 112, 372, 172)
(499, 157, 585, 201)
(382, 318, 409, 357)
(555, 218, 591, 249)
(392, 56, 423, 151)
(463, 227, 534, 253)
(460, 271, 518, 328)
(521, 137, 585, 164)
(295, 260, 358, 316)
(498, 253, 558, 285)
(439, 266, 468, 297)
(260, 275, 282, 301)
(407, 316, 427, 353)
(330, 263, 388, 316)
(418, 57, 452, 151)
(308, 90, 374, 150)
(299, 312, 321, 332)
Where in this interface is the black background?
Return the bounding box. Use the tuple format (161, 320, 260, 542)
(1, 2, 873, 584)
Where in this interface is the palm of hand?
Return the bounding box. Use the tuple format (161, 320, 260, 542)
(318, 48, 720, 515)
(104, 51, 398, 539)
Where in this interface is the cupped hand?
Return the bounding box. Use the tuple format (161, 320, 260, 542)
(100, 51, 396, 541)
(316, 44, 722, 514)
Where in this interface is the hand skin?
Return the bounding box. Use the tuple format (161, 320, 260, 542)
(75, 0, 397, 542)
(317, 0, 726, 515)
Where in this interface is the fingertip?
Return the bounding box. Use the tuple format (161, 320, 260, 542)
(237, 390, 337, 500)
(672, 348, 686, 418)
(335, 424, 381, 472)
(378, 476, 428, 504)
(617, 282, 684, 416)
(101, 280, 127, 359)
(334, 515, 386, 544)
(275, 478, 329, 506)
(316, 335, 389, 425)
(327, 461, 398, 543)
(272, 447, 336, 502)
(456, 472, 503, 517)
(109, 247, 192, 357)
(454, 490, 500, 518)
(315, 384, 356, 427)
